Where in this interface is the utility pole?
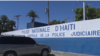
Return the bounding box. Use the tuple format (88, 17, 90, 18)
(83, 1, 85, 20)
(64, 17, 70, 23)
(13, 15, 21, 30)
(77, 0, 85, 20)
(45, 1, 50, 25)
(48, 1, 50, 25)
(72, 2, 75, 21)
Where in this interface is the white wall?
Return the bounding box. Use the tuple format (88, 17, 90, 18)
(2, 18, 100, 38)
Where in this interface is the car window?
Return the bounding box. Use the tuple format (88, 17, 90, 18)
(13, 37, 36, 44)
(0, 37, 1, 44)
(24, 37, 36, 44)
(0, 36, 14, 44)
(13, 37, 26, 44)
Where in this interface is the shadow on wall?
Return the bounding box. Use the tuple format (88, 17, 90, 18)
(33, 37, 100, 56)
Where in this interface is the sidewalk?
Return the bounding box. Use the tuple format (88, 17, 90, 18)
(49, 50, 95, 56)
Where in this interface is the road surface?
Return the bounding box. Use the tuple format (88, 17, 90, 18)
(49, 50, 95, 56)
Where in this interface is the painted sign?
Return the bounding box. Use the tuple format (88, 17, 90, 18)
(2, 18, 100, 38)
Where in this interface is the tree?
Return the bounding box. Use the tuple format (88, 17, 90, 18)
(96, 8, 100, 18)
(75, 5, 100, 21)
(61, 21, 65, 23)
(49, 20, 58, 25)
(58, 20, 60, 24)
(27, 10, 39, 23)
(49, 20, 65, 25)
(0, 15, 16, 34)
(7, 20, 16, 31)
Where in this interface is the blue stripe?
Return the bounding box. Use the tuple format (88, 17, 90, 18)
(33, 37, 100, 55)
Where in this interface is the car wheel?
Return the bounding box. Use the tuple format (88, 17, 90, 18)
(4, 52, 17, 56)
(41, 50, 49, 56)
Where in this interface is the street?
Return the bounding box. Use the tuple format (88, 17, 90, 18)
(49, 51, 95, 56)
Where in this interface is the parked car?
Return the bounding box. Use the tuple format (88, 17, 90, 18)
(0, 35, 51, 56)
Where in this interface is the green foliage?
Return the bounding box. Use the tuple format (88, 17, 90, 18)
(96, 8, 100, 18)
(27, 10, 39, 22)
(61, 21, 65, 23)
(75, 5, 100, 21)
(0, 15, 16, 34)
(49, 20, 65, 25)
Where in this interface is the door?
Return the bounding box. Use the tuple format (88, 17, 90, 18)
(13, 37, 27, 56)
(0, 37, 14, 54)
(24, 37, 40, 54)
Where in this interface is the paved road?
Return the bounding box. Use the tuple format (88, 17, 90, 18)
(23, 50, 96, 56)
(49, 51, 95, 56)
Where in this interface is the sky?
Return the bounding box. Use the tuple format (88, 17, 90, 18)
(0, 1, 100, 30)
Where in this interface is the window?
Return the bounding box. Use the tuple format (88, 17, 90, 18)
(24, 37, 36, 44)
(0, 36, 14, 44)
(13, 37, 26, 44)
(0, 38, 1, 43)
(13, 37, 36, 44)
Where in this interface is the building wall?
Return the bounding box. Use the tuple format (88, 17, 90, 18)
(27, 23, 34, 28)
(27, 22, 48, 28)
(34, 22, 48, 27)
(2, 18, 100, 56)
(34, 38, 100, 55)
